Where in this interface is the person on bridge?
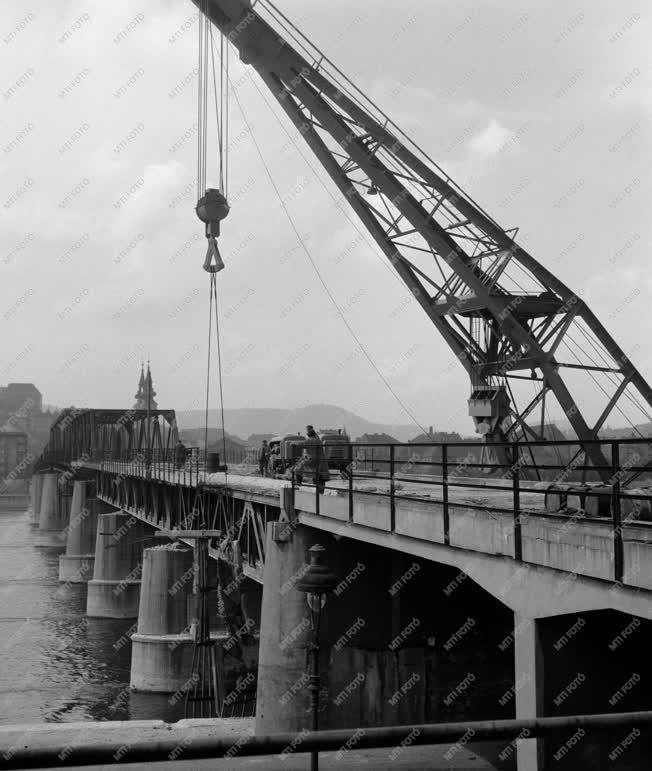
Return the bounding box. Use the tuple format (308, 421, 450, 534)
(295, 425, 330, 494)
(259, 440, 269, 477)
(174, 439, 187, 470)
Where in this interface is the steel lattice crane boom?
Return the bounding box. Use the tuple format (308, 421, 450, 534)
(192, 0, 652, 476)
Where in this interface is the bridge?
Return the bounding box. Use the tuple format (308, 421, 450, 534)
(24, 406, 652, 770)
(5, 0, 652, 767)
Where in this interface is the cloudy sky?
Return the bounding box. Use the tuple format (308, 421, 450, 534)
(1, 0, 649, 432)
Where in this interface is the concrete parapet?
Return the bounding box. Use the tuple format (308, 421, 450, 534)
(87, 511, 154, 618)
(58, 481, 100, 583)
(35, 473, 69, 549)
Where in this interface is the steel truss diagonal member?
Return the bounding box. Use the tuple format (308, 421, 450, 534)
(191, 0, 652, 478)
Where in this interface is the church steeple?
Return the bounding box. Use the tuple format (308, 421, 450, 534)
(133, 362, 158, 410)
(145, 362, 157, 409)
(134, 364, 146, 405)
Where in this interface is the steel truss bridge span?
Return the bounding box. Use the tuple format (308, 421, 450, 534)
(35, 409, 652, 591)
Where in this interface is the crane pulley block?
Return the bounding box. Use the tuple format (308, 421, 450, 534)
(196, 188, 230, 229)
(196, 188, 230, 273)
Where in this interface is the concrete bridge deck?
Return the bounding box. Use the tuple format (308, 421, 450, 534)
(93, 462, 652, 621)
(27, 428, 652, 771)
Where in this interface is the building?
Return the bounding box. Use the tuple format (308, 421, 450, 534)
(0, 383, 54, 463)
(133, 364, 158, 410)
(0, 383, 42, 416)
(0, 430, 30, 489)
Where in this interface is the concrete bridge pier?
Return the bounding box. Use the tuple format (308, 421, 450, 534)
(58, 481, 100, 583)
(515, 614, 544, 771)
(28, 474, 44, 527)
(34, 473, 70, 548)
(255, 522, 314, 733)
(255, 522, 413, 734)
(87, 511, 155, 618)
(130, 543, 195, 692)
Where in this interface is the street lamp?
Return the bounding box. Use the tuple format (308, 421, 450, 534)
(295, 544, 338, 771)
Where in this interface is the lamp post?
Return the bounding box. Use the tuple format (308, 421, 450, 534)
(295, 544, 337, 771)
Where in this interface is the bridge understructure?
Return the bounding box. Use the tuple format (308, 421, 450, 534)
(27, 409, 652, 770)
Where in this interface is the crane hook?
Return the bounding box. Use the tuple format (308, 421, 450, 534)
(203, 234, 225, 273)
(196, 188, 230, 273)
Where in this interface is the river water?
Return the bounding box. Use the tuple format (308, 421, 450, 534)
(0, 506, 186, 725)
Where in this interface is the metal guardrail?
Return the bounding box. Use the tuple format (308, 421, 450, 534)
(39, 446, 252, 487)
(291, 437, 652, 585)
(2, 711, 652, 768)
(38, 437, 652, 584)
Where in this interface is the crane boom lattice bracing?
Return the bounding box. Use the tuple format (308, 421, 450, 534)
(193, 0, 652, 478)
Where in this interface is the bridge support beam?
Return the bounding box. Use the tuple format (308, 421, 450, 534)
(515, 614, 544, 771)
(255, 522, 314, 734)
(87, 511, 153, 618)
(58, 481, 99, 583)
(35, 473, 69, 549)
(28, 474, 44, 527)
(130, 543, 195, 692)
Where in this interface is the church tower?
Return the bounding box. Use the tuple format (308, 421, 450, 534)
(133, 363, 158, 410)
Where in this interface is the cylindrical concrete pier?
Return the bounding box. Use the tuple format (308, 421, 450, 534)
(34, 473, 70, 549)
(255, 524, 314, 734)
(130, 544, 195, 692)
(86, 511, 153, 618)
(58, 481, 99, 583)
(29, 475, 44, 527)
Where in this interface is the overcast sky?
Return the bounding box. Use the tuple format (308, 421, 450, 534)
(1, 0, 649, 432)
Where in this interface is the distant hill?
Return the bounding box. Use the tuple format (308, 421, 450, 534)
(179, 427, 247, 446)
(601, 422, 652, 439)
(523, 423, 567, 442)
(176, 404, 420, 442)
(529, 420, 652, 441)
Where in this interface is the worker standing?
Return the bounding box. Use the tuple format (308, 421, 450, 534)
(259, 439, 269, 477)
(174, 439, 187, 471)
(301, 425, 330, 494)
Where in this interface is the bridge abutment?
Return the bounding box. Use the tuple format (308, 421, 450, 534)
(58, 481, 100, 583)
(34, 473, 70, 548)
(130, 543, 195, 692)
(87, 511, 154, 618)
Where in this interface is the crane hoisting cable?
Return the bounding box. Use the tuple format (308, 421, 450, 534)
(185, 5, 233, 722)
(196, 4, 230, 273)
(195, 3, 231, 472)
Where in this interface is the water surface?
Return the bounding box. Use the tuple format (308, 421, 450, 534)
(0, 508, 185, 725)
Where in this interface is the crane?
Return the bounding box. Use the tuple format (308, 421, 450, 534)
(190, 0, 652, 478)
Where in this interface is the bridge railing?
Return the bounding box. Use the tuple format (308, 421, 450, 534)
(40, 436, 652, 584)
(95, 446, 252, 487)
(3, 710, 652, 768)
(292, 436, 652, 584)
